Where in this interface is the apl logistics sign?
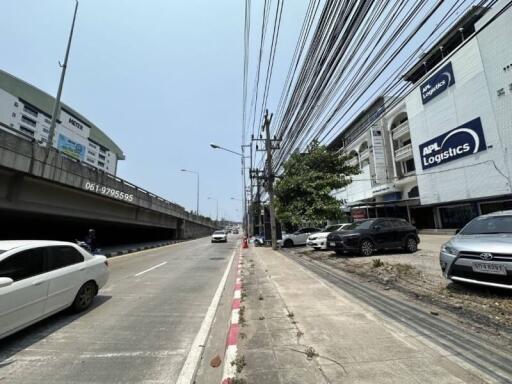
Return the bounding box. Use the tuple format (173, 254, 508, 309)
(419, 117, 487, 170)
(421, 62, 455, 104)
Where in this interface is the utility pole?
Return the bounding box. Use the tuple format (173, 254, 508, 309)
(46, 0, 79, 162)
(254, 110, 281, 249)
(250, 168, 265, 238)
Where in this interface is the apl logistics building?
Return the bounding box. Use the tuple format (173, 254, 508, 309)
(332, 0, 512, 229)
(0, 70, 124, 175)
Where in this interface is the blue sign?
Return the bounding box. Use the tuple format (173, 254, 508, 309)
(57, 134, 85, 161)
(420, 62, 455, 104)
(419, 117, 486, 170)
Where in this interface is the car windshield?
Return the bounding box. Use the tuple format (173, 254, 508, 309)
(460, 215, 512, 235)
(214, 231, 225, 234)
(343, 219, 376, 230)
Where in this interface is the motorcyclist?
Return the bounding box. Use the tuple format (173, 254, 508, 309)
(84, 229, 97, 253)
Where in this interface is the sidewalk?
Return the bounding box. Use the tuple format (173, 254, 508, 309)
(236, 246, 490, 384)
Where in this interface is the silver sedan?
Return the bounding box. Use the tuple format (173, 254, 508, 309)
(440, 210, 512, 290)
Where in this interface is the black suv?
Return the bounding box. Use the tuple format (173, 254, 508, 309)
(326, 218, 419, 256)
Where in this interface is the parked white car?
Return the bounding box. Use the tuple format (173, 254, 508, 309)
(307, 223, 352, 250)
(211, 230, 228, 243)
(278, 227, 322, 247)
(0, 240, 109, 340)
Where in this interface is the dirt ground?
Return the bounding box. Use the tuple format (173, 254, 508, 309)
(289, 235, 512, 341)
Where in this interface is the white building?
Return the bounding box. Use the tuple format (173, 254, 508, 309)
(330, 97, 420, 222)
(330, 1, 512, 229)
(0, 69, 124, 175)
(404, 0, 512, 229)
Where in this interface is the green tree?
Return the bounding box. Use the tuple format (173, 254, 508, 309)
(274, 140, 359, 225)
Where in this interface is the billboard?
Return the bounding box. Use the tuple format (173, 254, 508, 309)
(420, 62, 455, 104)
(57, 134, 85, 161)
(419, 117, 487, 170)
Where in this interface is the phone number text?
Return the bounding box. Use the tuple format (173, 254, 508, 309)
(84, 181, 134, 202)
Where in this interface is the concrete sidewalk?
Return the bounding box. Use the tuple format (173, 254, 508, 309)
(236, 246, 491, 384)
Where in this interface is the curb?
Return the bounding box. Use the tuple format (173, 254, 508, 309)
(221, 246, 244, 384)
(103, 240, 187, 258)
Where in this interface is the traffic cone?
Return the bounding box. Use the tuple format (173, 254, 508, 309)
(242, 237, 249, 249)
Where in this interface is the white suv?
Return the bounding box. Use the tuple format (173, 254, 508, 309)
(278, 227, 321, 247)
(307, 224, 351, 250)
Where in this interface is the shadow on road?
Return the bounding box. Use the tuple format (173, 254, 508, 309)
(0, 295, 111, 363)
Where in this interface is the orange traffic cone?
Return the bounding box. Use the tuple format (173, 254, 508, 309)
(242, 237, 249, 249)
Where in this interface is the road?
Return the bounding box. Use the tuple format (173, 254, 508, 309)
(0, 237, 237, 383)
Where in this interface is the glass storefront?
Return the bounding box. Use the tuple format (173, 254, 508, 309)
(438, 204, 478, 229)
(479, 200, 512, 215)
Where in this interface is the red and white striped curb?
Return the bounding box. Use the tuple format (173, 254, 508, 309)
(221, 246, 244, 384)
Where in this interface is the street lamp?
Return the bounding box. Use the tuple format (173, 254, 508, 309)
(208, 197, 219, 222)
(180, 169, 200, 215)
(210, 143, 252, 237)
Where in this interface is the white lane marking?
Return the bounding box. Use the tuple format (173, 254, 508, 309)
(175, 245, 238, 384)
(134, 262, 167, 277)
(222, 344, 238, 381)
(233, 290, 241, 300)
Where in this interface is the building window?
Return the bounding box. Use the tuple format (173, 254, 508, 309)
(403, 158, 416, 174)
(19, 126, 35, 136)
(86, 157, 95, 163)
(98, 154, 106, 161)
(439, 204, 477, 229)
(23, 104, 38, 118)
(44, 118, 51, 124)
(12, 112, 16, 118)
(42, 127, 49, 133)
(89, 142, 97, 149)
(97, 161, 105, 167)
(88, 150, 96, 156)
(14, 101, 19, 107)
(21, 115, 37, 127)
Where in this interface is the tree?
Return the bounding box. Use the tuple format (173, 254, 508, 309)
(274, 140, 359, 225)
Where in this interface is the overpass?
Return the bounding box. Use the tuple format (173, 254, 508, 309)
(0, 128, 217, 245)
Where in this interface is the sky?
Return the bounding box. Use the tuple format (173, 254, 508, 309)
(0, 0, 305, 221)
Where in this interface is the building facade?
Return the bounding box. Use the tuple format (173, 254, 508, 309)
(404, 0, 512, 229)
(331, 1, 512, 229)
(0, 70, 124, 175)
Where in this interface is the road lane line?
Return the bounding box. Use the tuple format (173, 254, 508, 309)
(134, 262, 167, 276)
(175, 243, 238, 384)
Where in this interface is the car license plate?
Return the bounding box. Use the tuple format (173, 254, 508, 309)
(472, 262, 507, 275)
(329, 242, 336, 247)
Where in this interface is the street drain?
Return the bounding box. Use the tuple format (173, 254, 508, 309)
(209, 257, 225, 260)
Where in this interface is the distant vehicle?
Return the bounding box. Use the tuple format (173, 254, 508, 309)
(440, 211, 512, 290)
(211, 230, 228, 243)
(327, 218, 419, 256)
(232, 228, 239, 235)
(278, 227, 322, 247)
(307, 223, 352, 250)
(0, 240, 109, 340)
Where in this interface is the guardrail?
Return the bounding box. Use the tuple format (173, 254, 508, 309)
(0, 128, 215, 228)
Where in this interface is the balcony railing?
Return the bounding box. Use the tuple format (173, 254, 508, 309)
(394, 143, 413, 162)
(392, 121, 409, 140)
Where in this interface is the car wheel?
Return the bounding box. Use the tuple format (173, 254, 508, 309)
(359, 240, 374, 257)
(283, 239, 293, 247)
(72, 281, 97, 313)
(404, 237, 418, 253)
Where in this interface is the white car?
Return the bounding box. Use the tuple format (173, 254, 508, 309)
(211, 230, 228, 243)
(307, 224, 352, 250)
(278, 227, 322, 247)
(0, 240, 109, 340)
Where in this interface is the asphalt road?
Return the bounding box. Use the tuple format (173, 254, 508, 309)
(0, 236, 238, 383)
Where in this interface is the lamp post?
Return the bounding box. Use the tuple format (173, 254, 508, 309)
(208, 197, 219, 222)
(180, 169, 199, 215)
(46, 0, 79, 162)
(210, 143, 251, 237)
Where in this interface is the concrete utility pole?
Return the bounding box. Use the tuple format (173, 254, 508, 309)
(253, 110, 280, 249)
(46, 0, 79, 161)
(250, 168, 265, 237)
